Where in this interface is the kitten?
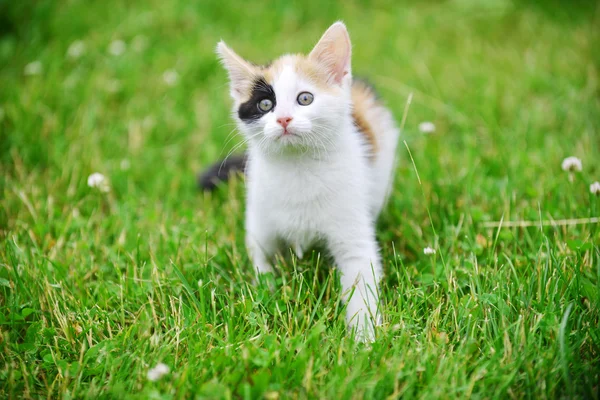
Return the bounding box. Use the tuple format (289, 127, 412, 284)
(203, 22, 400, 341)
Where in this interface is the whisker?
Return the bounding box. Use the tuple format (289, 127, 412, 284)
(218, 132, 261, 174)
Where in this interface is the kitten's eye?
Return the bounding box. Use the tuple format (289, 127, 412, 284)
(258, 99, 273, 112)
(297, 92, 314, 106)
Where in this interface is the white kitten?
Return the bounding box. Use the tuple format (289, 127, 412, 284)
(209, 22, 400, 341)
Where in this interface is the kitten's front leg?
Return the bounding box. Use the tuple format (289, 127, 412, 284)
(246, 214, 277, 275)
(327, 225, 382, 342)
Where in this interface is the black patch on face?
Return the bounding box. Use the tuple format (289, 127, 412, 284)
(237, 77, 276, 122)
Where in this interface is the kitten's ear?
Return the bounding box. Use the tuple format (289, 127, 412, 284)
(309, 22, 352, 85)
(216, 41, 256, 100)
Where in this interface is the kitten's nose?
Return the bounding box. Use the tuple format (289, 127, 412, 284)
(277, 117, 293, 129)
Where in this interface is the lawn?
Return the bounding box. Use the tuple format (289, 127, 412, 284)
(1, 0, 599, 398)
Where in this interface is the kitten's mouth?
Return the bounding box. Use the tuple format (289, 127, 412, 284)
(278, 129, 299, 139)
(276, 131, 302, 146)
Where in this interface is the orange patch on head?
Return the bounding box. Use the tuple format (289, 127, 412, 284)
(294, 56, 337, 92)
(262, 54, 339, 93)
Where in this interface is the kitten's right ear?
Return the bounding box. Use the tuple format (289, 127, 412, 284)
(216, 41, 256, 100)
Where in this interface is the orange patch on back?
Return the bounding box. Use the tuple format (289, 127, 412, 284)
(351, 80, 379, 160)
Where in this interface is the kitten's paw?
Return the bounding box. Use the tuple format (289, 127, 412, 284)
(349, 316, 377, 343)
(346, 295, 380, 343)
(254, 261, 274, 275)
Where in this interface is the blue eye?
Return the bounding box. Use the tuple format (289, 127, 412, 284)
(297, 92, 314, 106)
(258, 99, 273, 112)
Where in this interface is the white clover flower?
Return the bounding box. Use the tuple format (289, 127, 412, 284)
(163, 69, 179, 86)
(590, 181, 600, 195)
(423, 247, 436, 255)
(147, 363, 170, 381)
(109, 40, 126, 56)
(87, 173, 110, 193)
(67, 40, 86, 59)
(24, 61, 43, 76)
(418, 121, 436, 134)
(132, 35, 148, 52)
(561, 156, 582, 172)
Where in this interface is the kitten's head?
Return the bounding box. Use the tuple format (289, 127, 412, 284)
(217, 22, 352, 156)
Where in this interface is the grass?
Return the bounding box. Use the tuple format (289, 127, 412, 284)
(1, 0, 599, 398)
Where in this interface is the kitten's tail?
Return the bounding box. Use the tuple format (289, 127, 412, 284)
(197, 154, 247, 191)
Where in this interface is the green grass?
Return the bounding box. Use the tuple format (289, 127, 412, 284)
(1, 0, 599, 398)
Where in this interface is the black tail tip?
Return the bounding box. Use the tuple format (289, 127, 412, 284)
(197, 154, 247, 191)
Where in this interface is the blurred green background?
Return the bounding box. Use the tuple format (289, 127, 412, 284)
(1, 0, 599, 398)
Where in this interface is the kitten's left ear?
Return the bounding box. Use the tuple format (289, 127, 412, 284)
(309, 21, 352, 85)
(216, 41, 257, 100)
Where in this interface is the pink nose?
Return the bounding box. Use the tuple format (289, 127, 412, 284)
(277, 117, 293, 129)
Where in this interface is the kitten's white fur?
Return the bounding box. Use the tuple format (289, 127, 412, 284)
(217, 22, 400, 341)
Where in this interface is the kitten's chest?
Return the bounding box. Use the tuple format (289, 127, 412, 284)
(250, 159, 340, 229)
(264, 169, 331, 216)
(261, 177, 326, 254)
